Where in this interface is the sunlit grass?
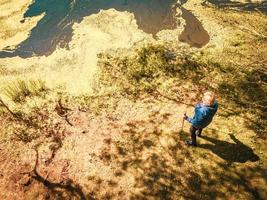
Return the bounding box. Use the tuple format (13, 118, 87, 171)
(4, 78, 48, 103)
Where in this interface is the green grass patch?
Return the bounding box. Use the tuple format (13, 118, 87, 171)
(4, 78, 48, 103)
(97, 44, 210, 95)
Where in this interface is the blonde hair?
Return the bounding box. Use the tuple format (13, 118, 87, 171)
(202, 91, 216, 106)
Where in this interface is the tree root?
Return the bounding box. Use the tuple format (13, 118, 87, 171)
(55, 98, 74, 126)
(0, 98, 20, 119)
(22, 148, 86, 200)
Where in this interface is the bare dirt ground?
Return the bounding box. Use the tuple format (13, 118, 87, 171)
(0, 92, 189, 199)
(0, 88, 266, 199)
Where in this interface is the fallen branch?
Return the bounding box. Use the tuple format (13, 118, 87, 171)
(0, 97, 20, 119)
(55, 98, 73, 126)
(65, 115, 73, 126)
(58, 98, 72, 112)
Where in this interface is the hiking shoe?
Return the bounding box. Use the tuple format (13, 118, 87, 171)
(185, 140, 197, 147)
(196, 131, 202, 137)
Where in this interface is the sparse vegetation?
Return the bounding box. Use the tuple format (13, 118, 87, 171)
(4, 78, 48, 103)
(97, 44, 202, 94)
(97, 37, 267, 138)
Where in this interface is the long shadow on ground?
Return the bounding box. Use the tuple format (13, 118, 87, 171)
(199, 134, 259, 163)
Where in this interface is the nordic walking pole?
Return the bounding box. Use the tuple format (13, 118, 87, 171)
(180, 112, 186, 133)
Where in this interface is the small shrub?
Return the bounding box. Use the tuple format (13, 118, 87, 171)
(4, 78, 48, 103)
(97, 44, 194, 94)
(125, 44, 172, 81)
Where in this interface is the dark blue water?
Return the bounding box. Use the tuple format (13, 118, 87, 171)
(0, 0, 178, 58)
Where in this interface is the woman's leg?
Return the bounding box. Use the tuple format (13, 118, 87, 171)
(197, 128, 203, 137)
(189, 125, 197, 146)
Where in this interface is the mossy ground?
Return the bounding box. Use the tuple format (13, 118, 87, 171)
(0, 1, 267, 200)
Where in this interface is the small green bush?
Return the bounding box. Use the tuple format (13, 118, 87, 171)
(4, 78, 48, 103)
(98, 44, 186, 93)
(125, 44, 173, 81)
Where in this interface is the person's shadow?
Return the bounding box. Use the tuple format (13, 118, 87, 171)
(199, 134, 259, 163)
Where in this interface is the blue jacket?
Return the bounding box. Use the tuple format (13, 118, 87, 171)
(187, 101, 218, 128)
